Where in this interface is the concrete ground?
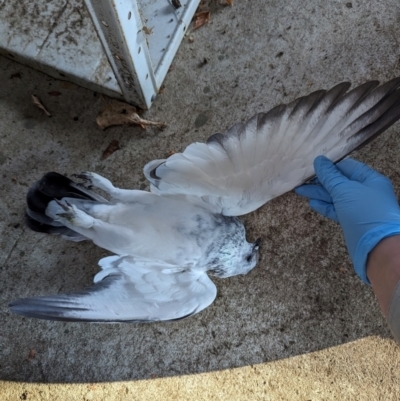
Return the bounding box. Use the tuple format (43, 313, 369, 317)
(1, 1, 400, 400)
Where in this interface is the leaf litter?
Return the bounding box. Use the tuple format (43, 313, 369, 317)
(31, 95, 51, 117)
(102, 140, 120, 160)
(192, 0, 232, 30)
(96, 97, 166, 130)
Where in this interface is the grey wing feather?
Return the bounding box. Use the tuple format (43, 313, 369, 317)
(9, 256, 217, 322)
(144, 78, 400, 216)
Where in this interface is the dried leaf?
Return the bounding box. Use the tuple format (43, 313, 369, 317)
(27, 349, 36, 361)
(96, 98, 166, 130)
(48, 91, 61, 96)
(143, 26, 153, 35)
(32, 95, 51, 117)
(126, 113, 166, 130)
(102, 140, 120, 160)
(193, 11, 211, 29)
(10, 72, 22, 79)
(224, 0, 233, 5)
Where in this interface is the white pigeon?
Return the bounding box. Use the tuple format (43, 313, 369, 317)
(10, 78, 400, 322)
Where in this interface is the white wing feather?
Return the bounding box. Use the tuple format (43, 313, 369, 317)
(9, 256, 217, 322)
(144, 79, 400, 216)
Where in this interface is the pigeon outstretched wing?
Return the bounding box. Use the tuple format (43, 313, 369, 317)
(9, 256, 217, 322)
(144, 79, 400, 216)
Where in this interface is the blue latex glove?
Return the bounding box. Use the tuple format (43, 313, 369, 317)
(295, 156, 400, 284)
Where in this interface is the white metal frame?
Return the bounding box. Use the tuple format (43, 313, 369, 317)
(0, 0, 201, 109)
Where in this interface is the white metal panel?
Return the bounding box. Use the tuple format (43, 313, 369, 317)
(0, 0, 201, 108)
(138, 0, 201, 88)
(0, 0, 122, 98)
(84, 0, 157, 108)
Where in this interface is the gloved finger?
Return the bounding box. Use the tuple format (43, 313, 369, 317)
(295, 184, 332, 203)
(336, 158, 378, 182)
(309, 199, 339, 222)
(314, 156, 348, 195)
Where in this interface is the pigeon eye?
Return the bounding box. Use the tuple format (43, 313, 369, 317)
(246, 255, 252, 262)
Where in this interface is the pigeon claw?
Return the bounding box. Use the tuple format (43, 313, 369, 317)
(54, 200, 94, 228)
(72, 172, 94, 189)
(54, 200, 77, 223)
(55, 199, 73, 212)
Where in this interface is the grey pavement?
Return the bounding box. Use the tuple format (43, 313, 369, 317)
(1, 1, 400, 400)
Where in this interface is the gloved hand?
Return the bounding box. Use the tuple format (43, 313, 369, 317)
(295, 156, 400, 283)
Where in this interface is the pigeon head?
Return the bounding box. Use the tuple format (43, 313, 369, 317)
(206, 217, 261, 278)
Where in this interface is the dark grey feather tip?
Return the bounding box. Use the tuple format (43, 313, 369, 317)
(150, 167, 162, 180)
(206, 132, 225, 145)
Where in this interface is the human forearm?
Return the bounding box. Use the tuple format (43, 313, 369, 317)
(296, 156, 400, 343)
(367, 235, 400, 318)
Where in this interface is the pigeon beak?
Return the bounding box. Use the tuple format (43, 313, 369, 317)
(253, 237, 261, 250)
